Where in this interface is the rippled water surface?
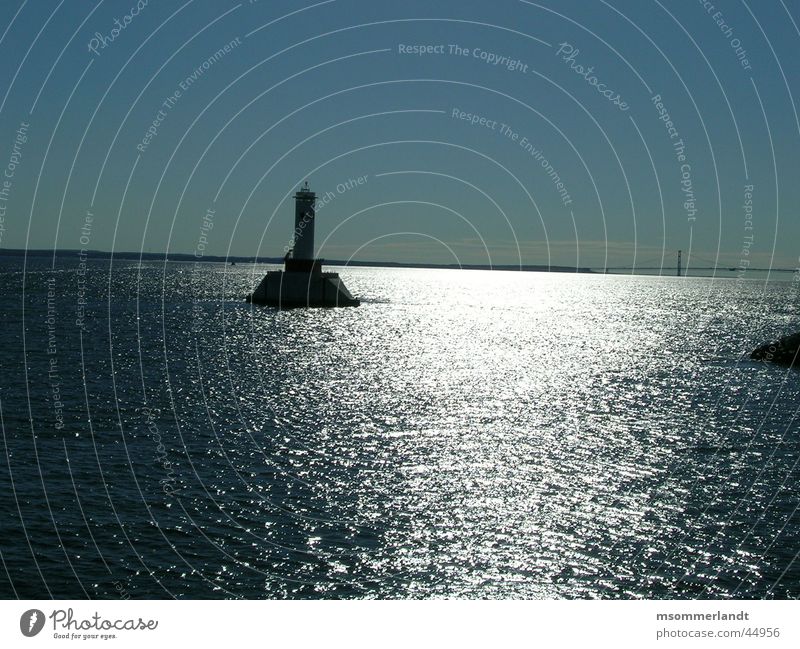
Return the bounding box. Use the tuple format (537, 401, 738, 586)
(1, 256, 799, 598)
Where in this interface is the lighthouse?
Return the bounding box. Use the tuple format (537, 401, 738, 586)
(291, 181, 315, 263)
(246, 181, 360, 307)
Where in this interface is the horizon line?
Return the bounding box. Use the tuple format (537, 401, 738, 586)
(1, 248, 797, 274)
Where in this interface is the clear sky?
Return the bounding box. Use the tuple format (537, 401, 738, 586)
(0, 0, 798, 269)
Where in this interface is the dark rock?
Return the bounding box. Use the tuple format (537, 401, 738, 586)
(750, 331, 800, 367)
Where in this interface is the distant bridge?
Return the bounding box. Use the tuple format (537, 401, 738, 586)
(603, 252, 738, 275)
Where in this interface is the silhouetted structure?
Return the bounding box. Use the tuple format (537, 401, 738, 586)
(246, 182, 359, 307)
(750, 331, 800, 367)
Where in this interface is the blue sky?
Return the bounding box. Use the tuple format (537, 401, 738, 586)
(0, 0, 798, 268)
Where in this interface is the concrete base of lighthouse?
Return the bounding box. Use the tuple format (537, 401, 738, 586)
(246, 260, 359, 308)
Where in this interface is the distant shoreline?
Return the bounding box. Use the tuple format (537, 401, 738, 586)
(2, 248, 797, 274)
(0, 248, 595, 274)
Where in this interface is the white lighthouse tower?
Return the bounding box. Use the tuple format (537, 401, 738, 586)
(247, 181, 359, 307)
